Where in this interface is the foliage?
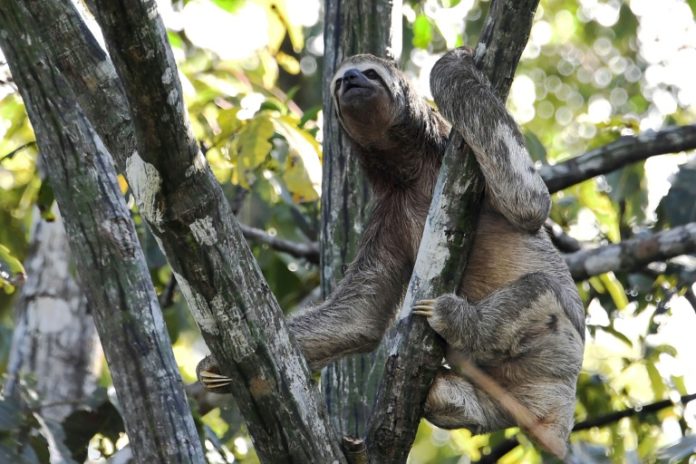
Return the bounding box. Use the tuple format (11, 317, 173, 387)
(0, 0, 695, 462)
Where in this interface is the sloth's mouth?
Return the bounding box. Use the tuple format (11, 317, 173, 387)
(342, 83, 373, 97)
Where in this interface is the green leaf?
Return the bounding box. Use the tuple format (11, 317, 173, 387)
(524, 131, 547, 164)
(0, 243, 26, 292)
(687, 0, 696, 16)
(36, 180, 55, 222)
(273, 116, 321, 202)
(233, 115, 274, 186)
(602, 326, 633, 347)
(211, 0, 243, 13)
(599, 273, 628, 309)
(413, 14, 433, 49)
(645, 361, 666, 400)
(62, 396, 124, 463)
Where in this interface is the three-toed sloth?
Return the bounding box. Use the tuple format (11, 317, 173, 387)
(199, 48, 585, 451)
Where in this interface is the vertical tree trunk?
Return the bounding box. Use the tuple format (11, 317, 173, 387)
(5, 213, 100, 419)
(4, 211, 101, 464)
(0, 5, 205, 462)
(321, 0, 402, 438)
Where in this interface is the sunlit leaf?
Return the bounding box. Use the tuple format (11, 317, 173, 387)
(602, 326, 633, 347)
(645, 361, 666, 400)
(276, 51, 301, 75)
(212, 0, 244, 13)
(599, 273, 628, 309)
(413, 14, 433, 49)
(0, 243, 26, 292)
(36, 180, 56, 222)
(273, 116, 321, 202)
(576, 180, 620, 242)
(267, 1, 304, 52)
(231, 115, 274, 187)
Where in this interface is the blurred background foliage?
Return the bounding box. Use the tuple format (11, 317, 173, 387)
(1, 0, 696, 462)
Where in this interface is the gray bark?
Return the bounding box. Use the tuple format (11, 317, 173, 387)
(4, 213, 100, 421)
(50, 0, 343, 461)
(365, 1, 540, 461)
(321, 0, 402, 438)
(0, 4, 205, 463)
(541, 124, 696, 193)
(564, 222, 696, 280)
(4, 211, 101, 464)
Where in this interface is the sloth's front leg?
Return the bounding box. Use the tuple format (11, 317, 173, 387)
(412, 294, 472, 350)
(196, 355, 233, 393)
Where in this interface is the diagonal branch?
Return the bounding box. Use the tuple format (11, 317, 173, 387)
(365, 1, 540, 461)
(541, 125, 696, 193)
(564, 222, 696, 281)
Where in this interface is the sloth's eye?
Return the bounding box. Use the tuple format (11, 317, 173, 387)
(335, 78, 343, 90)
(363, 69, 379, 79)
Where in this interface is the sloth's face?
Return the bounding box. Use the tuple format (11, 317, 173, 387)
(331, 56, 401, 148)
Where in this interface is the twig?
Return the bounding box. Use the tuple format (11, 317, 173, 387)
(239, 224, 319, 264)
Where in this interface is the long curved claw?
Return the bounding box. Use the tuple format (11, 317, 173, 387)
(199, 370, 233, 390)
(412, 299, 436, 317)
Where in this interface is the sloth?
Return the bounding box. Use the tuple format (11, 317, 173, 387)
(198, 48, 585, 452)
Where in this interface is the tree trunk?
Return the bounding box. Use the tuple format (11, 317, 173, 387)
(32, 0, 345, 461)
(4, 211, 101, 464)
(4, 212, 100, 420)
(0, 5, 205, 462)
(321, 0, 402, 438)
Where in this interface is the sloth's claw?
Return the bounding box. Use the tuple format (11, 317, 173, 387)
(412, 299, 436, 317)
(199, 369, 233, 390)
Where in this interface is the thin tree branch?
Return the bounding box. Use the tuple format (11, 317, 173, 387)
(365, 1, 540, 461)
(478, 392, 696, 463)
(564, 222, 696, 281)
(240, 223, 319, 264)
(541, 125, 696, 193)
(230, 218, 696, 283)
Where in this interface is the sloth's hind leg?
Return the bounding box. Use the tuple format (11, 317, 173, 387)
(424, 368, 511, 433)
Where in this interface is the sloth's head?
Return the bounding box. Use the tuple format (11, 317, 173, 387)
(331, 54, 408, 149)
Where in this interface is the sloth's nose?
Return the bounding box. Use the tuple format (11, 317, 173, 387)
(344, 68, 361, 81)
